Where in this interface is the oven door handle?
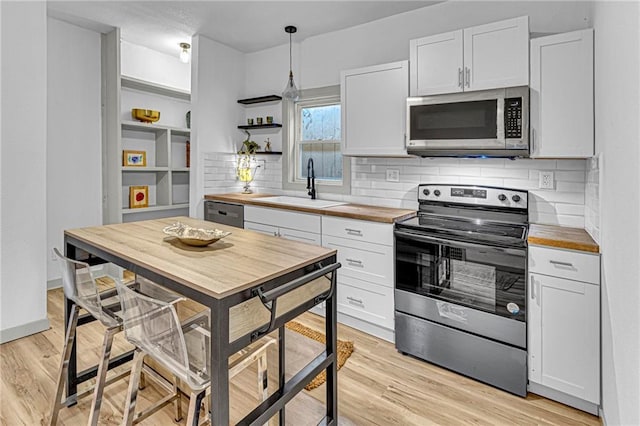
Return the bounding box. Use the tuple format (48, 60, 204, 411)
(394, 229, 526, 256)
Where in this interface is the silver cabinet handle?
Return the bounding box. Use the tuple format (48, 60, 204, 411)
(549, 260, 574, 267)
(465, 67, 470, 88)
(345, 228, 362, 236)
(346, 258, 363, 266)
(458, 67, 463, 88)
(347, 296, 364, 306)
(530, 274, 535, 300)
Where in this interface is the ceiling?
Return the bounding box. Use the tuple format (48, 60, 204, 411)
(47, 1, 440, 57)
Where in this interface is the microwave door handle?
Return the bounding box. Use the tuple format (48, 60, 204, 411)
(497, 97, 505, 141)
(394, 230, 525, 256)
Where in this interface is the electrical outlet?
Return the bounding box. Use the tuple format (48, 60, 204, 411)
(386, 169, 400, 182)
(539, 171, 555, 189)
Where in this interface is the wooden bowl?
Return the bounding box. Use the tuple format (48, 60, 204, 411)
(132, 109, 160, 123)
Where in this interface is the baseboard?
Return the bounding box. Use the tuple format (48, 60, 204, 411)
(47, 278, 62, 290)
(528, 382, 599, 416)
(0, 318, 50, 344)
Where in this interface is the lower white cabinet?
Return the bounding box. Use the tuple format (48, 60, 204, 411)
(322, 216, 395, 342)
(528, 245, 600, 414)
(244, 206, 321, 245)
(244, 207, 396, 342)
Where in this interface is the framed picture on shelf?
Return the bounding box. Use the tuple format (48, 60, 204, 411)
(123, 150, 147, 167)
(129, 186, 149, 209)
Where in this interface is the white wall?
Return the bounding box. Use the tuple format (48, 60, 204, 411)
(593, 2, 640, 425)
(190, 35, 245, 218)
(0, 1, 49, 342)
(121, 40, 191, 91)
(46, 18, 103, 283)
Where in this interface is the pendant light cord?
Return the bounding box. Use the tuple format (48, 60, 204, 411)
(289, 31, 293, 75)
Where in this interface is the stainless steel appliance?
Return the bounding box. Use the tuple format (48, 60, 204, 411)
(406, 86, 529, 157)
(394, 184, 529, 396)
(204, 200, 244, 228)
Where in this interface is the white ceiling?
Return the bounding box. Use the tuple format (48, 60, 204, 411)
(47, 1, 440, 56)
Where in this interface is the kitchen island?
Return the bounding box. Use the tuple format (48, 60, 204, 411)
(63, 216, 340, 425)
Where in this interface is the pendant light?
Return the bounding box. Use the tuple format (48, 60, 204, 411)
(282, 25, 299, 101)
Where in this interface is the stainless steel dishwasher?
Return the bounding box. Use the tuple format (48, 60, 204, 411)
(204, 200, 244, 228)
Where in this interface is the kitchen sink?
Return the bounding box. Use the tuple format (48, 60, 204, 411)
(258, 196, 347, 208)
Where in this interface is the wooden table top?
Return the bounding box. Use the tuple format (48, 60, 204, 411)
(528, 223, 600, 253)
(65, 216, 337, 299)
(204, 193, 416, 223)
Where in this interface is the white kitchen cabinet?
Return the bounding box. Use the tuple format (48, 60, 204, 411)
(530, 29, 594, 158)
(244, 206, 321, 245)
(322, 216, 395, 342)
(341, 60, 408, 156)
(528, 245, 600, 414)
(410, 16, 529, 96)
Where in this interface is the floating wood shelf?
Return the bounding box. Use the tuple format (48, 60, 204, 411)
(254, 151, 282, 155)
(237, 95, 282, 105)
(237, 124, 282, 130)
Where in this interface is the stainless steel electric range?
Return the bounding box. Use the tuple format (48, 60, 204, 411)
(394, 184, 529, 396)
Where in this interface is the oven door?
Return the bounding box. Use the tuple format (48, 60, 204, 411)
(395, 229, 526, 348)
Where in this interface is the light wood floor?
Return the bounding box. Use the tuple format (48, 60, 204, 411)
(0, 287, 601, 425)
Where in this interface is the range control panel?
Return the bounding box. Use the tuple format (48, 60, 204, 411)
(418, 184, 528, 209)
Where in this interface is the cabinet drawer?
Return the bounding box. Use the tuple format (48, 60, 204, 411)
(279, 228, 321, 246)
(323, 235, 393, 287)
(245, 206, 321, 234)
(245, 221, 278, 237)
(337, 275, 394, 330)
(322, 216, 393, 245)
(529, 246, 599, 284)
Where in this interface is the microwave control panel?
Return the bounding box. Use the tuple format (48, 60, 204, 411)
(505, 97, 522, 139)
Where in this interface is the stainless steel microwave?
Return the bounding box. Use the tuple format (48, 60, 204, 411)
(406, 86, 529, 157)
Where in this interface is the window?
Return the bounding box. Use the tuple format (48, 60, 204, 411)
(283, 86, 350, 193)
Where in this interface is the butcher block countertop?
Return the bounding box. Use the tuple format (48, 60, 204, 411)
(528, 224, 600, 254)
(204, 193, 416, 223)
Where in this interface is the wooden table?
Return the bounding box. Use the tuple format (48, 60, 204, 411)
(63, 216, 340, 425)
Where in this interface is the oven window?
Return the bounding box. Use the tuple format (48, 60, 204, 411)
(396, 235, 526, 321)
(410, 100, 498, 140)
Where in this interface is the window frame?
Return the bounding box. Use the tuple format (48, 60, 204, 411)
(282, 85, 351, 195)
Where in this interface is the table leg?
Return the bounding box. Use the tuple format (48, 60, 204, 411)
(210, 299, 230, 426)
(278, 326, 286, 426)
(325, 274, 338, 423)
(64, 243, 78, 406)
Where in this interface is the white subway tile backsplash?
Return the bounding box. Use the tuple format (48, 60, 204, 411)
(203, 153, 589, 228)
(458, 177, 504, 187)
(555, 170, 586, 182)
(481, 167, 529, 179)
(504, 159, 556, 169)
(439, 167, 482, 176)
(556, 181, 586, 193)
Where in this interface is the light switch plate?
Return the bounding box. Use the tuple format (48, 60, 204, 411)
(539, 171, 554, 189)
(386, 169, 400, 182)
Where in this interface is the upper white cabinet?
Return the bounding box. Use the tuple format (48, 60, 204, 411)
(341, 60, 409, 156)
(528, 245, 600, 414)
(410, 16, 529, 96)
(530, 29, 594, 158)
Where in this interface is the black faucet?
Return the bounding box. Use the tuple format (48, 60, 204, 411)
(306, 158, 316, 200)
